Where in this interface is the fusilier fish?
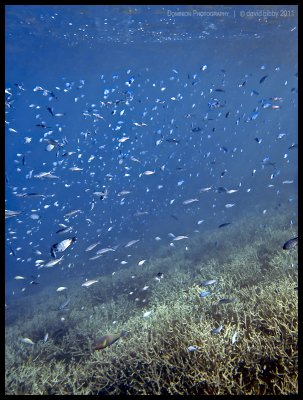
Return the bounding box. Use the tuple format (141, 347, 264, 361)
(82, 279, 99, 287)
(85, 242, 101, 252)
(183, 198, 198, 205)
(44, 255, 64, 268)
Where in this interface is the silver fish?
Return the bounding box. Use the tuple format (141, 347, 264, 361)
(125, 239, 140, 248)
(5, 209, 22, 219)
(200, 279, 217, 286)
(182, 198, 199, 205)
(211, 325, 223, 334)
(44, 255, 64, 268)
(59, 298, 70, 310)
(51, 237, 76, 257)
(85, 242, 101, 252)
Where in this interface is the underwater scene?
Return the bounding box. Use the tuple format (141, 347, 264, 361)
(5, 5, 298, 395)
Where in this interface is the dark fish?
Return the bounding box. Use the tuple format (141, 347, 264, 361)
(170, 214, 179, 221)
(9, 245, 16, 257)
(217, 187, 227, 193)
(225, 111, 230, 118)
(254, 138, 262, 143)
(192, 127, 201, 133)
(214, 88, 225, 93)
(166, 138, 180, 144)
(288, 143, 298, 150)
(56, 227, 72, 234)
(218, 298, 236, 304)
(47, 107, 54, 116)
(36, 124, 50, 128)
(15, 192, 47, 198)
(239, 80, 246, 87)
(220, 146, 228, 153)
(92, 330, 128, 351)
(259, 75, 268, 84)
(283, 237, 298, 250)
(156, 272, 164, 279)
(218, 222, 231, 228)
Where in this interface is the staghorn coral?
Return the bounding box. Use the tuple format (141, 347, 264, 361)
(5, 211, 297, 394)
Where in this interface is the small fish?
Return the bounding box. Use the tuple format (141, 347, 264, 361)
(56, 226, 72, 235)
(200, 279, 217, 287)
(96, 247, 115, 255)
(64, 209, 81, 218)
(188, 345, 199, 352)
(85, 242, 100, 252)
(218, 298, 236, 304)
(218, 222, 231, 228)
(199, 186, 212, 193)
(166, 138, 180, 144)
(173, 235, 188, 241)
(92, 330, 128, 350)
(125, 239, 140, 248)
(143, 310, 153, 318)
(69, 167, 83, 171)
(20, 338, 35, 345)
(118, 137, 130, 143)
(231, 331, 238, 345)
(283, 237, 298, 250)
(199, 291, 211, 298)
(211, 325, 223, 334)
(183, 198, 198, 205)
(51, 237, 76, 257)
(43, 333, 49, 343)
(5, 210, 22, 219)
(14, 276, 25, 280)
(56, 287, 67, 292)
(82, 279, 99, 287)
(155, 272, 164, 281)
(117, 190, 131, 196)
(44, 255, 65, 268)
(142, 170, 156, 176)
(59, 298, 70, 310)
(259, 75, 268, 84)
(33, 172, 59, 179)
(138, 259, 146, 266)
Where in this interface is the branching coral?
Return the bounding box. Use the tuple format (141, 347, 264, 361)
(5, 211, 297, 394)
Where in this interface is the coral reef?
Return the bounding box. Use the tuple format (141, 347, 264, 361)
(5, 210, 298, 394)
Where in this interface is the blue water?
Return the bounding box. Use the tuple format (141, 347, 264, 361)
(5, 5, 297, 297)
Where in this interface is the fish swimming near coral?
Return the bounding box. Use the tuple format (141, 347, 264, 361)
(92, 330, 128, 351)
(283, 237, 298, 250)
